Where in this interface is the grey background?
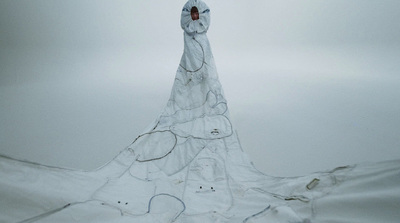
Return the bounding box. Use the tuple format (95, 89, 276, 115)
(1, 0, 399, 176)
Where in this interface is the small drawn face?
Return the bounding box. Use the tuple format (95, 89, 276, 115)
(197, 185, 216, 193)
(191, 7, 199, 21)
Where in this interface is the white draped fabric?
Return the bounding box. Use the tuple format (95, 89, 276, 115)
(1, 0, 399, 222)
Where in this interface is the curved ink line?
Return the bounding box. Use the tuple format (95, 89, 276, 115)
(147, 193, 186, 220)
(179, 37, 205, 73)
(243, 205, 271, 223)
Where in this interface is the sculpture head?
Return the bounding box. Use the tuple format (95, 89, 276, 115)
(181, 0, 210, 34)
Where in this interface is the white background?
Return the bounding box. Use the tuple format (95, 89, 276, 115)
(1, 0, 399, 176)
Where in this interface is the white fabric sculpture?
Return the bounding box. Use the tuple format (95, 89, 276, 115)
(1, 0, 399, 222)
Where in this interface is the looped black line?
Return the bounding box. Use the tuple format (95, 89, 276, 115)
(147, 193, 186, 220)
(133, 130, 178, 163)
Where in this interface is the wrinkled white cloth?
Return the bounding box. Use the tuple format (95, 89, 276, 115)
(1, 0, 399, 222)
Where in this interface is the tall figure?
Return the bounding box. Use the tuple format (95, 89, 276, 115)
(129, 0, 239, 215)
